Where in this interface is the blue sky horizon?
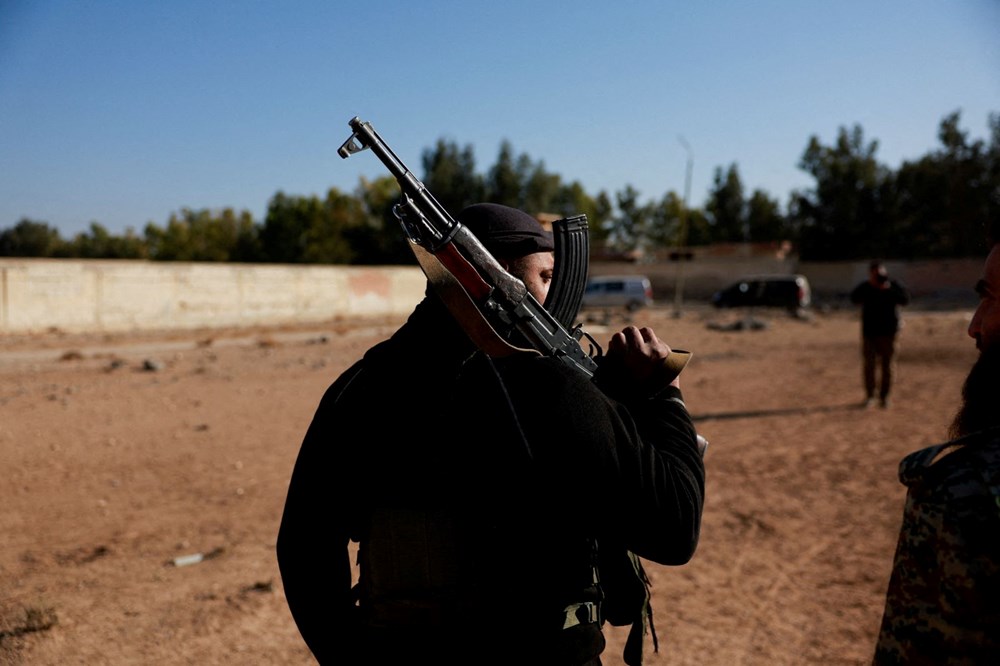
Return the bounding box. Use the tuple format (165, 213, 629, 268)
(1, 1, 998, 237)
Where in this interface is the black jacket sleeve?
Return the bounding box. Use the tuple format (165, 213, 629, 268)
(612, 384, 705, 563)
(275, 361, 364, 664)
(501, 356, 706, 566)
(850, 281, 868, 305)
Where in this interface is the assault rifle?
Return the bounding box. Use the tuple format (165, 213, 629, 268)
(337, 116, 691, 385)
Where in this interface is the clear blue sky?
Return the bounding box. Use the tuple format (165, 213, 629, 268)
(1, 0, 998, 237)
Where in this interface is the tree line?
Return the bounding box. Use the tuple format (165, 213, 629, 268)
(2, 110, 998, 263)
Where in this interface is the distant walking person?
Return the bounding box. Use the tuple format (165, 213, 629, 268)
(851, 260, 910, 408)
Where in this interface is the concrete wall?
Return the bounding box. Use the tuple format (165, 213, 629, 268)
(1, 254, 983, 335)
(0, 259, 426, 335)
(800, 257, 982, 306)
(589, 256, 983, 310)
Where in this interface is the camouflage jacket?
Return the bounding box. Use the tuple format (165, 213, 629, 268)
(873, 427, 1000, 665)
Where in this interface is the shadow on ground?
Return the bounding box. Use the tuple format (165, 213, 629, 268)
(693, 400, 865, 422)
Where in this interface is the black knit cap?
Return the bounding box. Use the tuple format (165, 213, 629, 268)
(456, 203, 554, 258)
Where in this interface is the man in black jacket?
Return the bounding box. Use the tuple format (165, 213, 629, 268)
(276, 203, 706, 665)
(851, 260, 911, 409)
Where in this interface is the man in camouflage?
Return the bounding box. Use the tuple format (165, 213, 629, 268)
(873, 220, 1000, 664)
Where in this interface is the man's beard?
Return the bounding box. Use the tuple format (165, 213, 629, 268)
(949, 345, 1000, 439)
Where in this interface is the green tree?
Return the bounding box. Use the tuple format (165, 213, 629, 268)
(745, 190, 787, 242)
(645, 191, 713, 249)
(144, 208, 256, 261)
(791, 124, 892, 260)
(522, 163, 562, 215)
(589, 191, 615, 247)
(296, 189, 362, 264)
(229, 210, 264, 262)
(705, 164, 747, 243)
(548, 181, 593, 218)
(647, 191, 685, 249)
(421, 139, 484, 216)
(684, 208, 713, 247)
(258, 192, 316, 263)
(0, 218, 65, 257)
(893, 110, 1000, 257)
(486, 140, 533, 208)
(257, 190, 362, 264)
(607, 186, 653, 253)
(68, 222, 147, 259)
(546, 181, 613, 246)
(349, 175, 416, 265)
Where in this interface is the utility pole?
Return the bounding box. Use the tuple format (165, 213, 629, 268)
(673, 135, 693, 318)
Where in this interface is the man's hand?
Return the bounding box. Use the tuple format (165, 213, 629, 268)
(606, 325, 681, 390)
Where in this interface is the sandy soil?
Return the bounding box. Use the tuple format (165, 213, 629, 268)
(0, 302, 978, 665)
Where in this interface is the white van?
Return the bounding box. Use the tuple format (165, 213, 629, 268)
(581, 275, 654, 312)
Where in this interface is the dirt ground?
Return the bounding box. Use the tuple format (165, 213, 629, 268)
(0, 301, 979, 665)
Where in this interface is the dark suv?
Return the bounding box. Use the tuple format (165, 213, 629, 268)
(711, 274, 811, 313)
